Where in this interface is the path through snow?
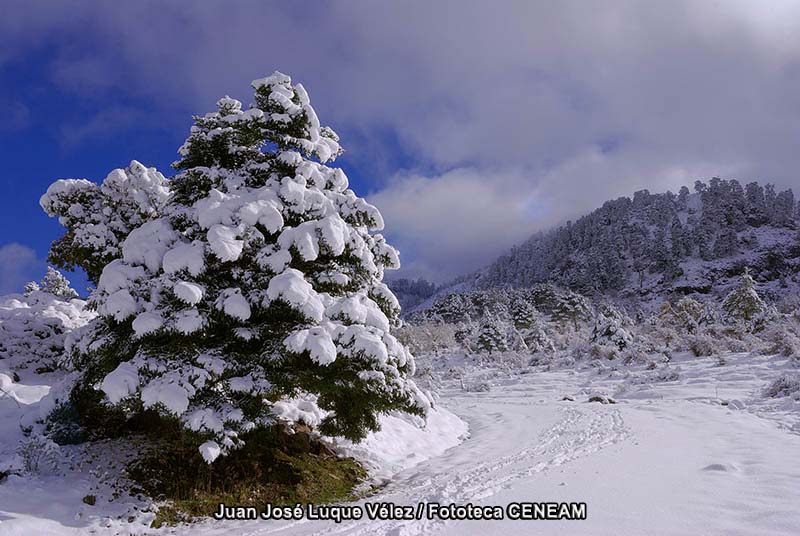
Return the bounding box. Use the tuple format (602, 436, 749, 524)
(2, 353, 799, 535)
(185, 352, 800, 536)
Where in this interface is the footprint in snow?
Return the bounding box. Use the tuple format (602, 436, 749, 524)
(702, 463, 739, 472)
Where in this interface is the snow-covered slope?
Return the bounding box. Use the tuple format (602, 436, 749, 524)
(410, 179, 799, 315)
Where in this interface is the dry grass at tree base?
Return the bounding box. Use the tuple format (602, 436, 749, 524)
(124, 422, 368, 528)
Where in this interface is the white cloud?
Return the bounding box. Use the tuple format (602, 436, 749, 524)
(5, 1, 800, 279)
(372, 168, 538, 281)
(0, 243, 44, 294)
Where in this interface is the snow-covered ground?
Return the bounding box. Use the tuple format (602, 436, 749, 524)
(2, 351, 799, 535)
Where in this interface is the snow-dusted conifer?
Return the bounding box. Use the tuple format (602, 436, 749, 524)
(475, 314, 508, 355)
(722, 268, 768, 322)
(659, 297, 703, 333)
(23, 281, 40, 295)
(509, 298, 553, 354)
(432, 293, 471, 323)
(722, 270, 767, 320)
(551, 290, 592, 331)
(39, 267, 79, 299)
(60, 72, 429, 461)
(521, 322, 554, 355)
(510, 297, 538, 330)
(592, 304, 633, 350)
(40, 161, 170, 283)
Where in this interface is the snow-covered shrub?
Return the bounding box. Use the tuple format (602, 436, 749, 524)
(776, 293, 800, 315)
(620, 347, 651, 366)
(625, 365, 680, 386)
(16, 434, 60, 474)
(41, 161, 170, 284)
(721, 333, 758, 353)
(762, 322, 800, 358)
(763, 374, 800, 400)
(586, 343, 620, 361)
(44, 401, 86, 445)
(549, 321, 593, 351)
(55, 73, 430, 461)
(592, 305, 633, 350)
(462, 380, 491, 393)
(0, 272, 94, 373)
(650, 366, 680, 382)
(659, 297, 704, 333)
(722, 269, 775, 331)
(688, 333, 719, 357)
(442, 366, 465, 380)
(394, 320, 457, 356)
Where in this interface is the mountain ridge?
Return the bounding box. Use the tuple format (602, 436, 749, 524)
(399, 178, 800, 313)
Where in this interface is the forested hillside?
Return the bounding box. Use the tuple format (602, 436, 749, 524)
(477, 179, 799, 301)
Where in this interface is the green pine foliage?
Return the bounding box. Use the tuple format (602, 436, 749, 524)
(475, 315, 508, 354)
(46, 72, 430, 462)
(722, 268, 770, 323)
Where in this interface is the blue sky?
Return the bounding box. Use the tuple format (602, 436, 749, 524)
(2, 1, 800, 294)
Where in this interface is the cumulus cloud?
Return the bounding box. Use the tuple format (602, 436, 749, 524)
(0, 243, 45, 294)
(4, 0, 800, 279)
(372, 168, 538, 281)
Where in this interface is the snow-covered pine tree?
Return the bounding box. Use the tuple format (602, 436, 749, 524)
(509, 297, 538, 330)
(722, 268, 769, 322)
(551, 290, 592, 331)
(39, 267, 79, 299)
(592, 304, 633, 350)
(659, 296, 704, 333)
(449, 320, 474, 353)
(431, 293, 471, 324)
(713, 225, 738, 258)
(521, 322, 554, 355)
(1, 270, 93, 372)
(60, 72, 429, 461)
(475, 314, 509, 355)
(23, 281, 40, 295)
(509, 297, 553, 354)
(40, 161, 170, 284)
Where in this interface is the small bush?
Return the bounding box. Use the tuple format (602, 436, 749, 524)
(587, 343, 620, 361)
(461, 380, 491, 393)
(621, 348, 649, 365)
(688, 334, 718, 357)
(766, 329, 800, 358)
(763, 375, 800, 400)
(17, 434, 59, 474)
